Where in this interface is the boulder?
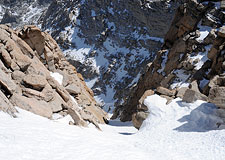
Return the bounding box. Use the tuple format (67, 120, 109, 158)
(11, 70, 25, 83)
(137, 90, 154, 111)
(182, 89, 208, 103)
(67, 108, 87, 127)
(156, 86, 176, 97)
(0, 68, 17, 95)
(0, 91, 17, 117)
(176, 87, 188, 99)
(65, 84, 81, 95)
(218, 26, 225, 38)
(10, 94, 52, 118)
(208, 86, 225, 109)
(132, 111, 149, 129)
(23, 74, 48, 90)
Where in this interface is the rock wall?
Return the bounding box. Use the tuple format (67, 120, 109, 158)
(0, 24, 107, 128)
(116, 0, 225, 128)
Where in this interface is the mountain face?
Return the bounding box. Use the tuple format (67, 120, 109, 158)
(38, 0, 182, 111)
(0, 0, 182, 112)
(0, 0, 49, 28)
(115, 0, 225, 128)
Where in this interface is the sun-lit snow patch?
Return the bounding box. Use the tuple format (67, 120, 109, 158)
(135, 95, 225, 159)
(196, 31, 209, 42)
(157, 51, 168, 75)
(189, 45, 211, 70)
(1, 97, 225, 160)
(141, 95, 224, 131)
(50, 72, 63, 85)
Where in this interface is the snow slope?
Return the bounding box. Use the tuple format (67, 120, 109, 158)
(1, 95, 225, 160)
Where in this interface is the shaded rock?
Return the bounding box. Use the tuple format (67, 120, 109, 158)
(209, 86, 225, 109)
(176, 87, 188, 99)
(132, 111, 149, 129)
(183, 89, 208, 103)
(218, 26, 225, 38)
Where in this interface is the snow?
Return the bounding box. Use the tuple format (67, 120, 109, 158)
(85, 77, 98, 89)
(50, 72, 64, 85)
(1, 95, 225, 160)
(189, 45, 211, 70)
(138, 95, 225, 160)
(157, 51, 168, 75)
(171, 69, 190, 89)
(196, 31, 209, 42)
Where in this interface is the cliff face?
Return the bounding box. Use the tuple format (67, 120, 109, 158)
(0, 24, 107, 128)
(116, 0, 225, 127)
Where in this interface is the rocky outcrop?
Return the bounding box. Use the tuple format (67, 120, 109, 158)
(0, 24, 107, 128)
(116, 0, 225, 127)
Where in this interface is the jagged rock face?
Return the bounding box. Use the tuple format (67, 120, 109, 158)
(36, 0, 181, 111)
(0, 24, 107, 128)
(0, 0, 50, 28)
(117, 0, 225, 123)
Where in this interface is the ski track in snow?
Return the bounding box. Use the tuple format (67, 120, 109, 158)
(1, 95, 225, 160)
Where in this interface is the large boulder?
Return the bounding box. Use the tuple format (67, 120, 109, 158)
(132, 111, 149, 130)
(182, 89, 208, 103)
(209, 86, 225, 109)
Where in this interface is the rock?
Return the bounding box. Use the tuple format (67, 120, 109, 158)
(41, 85, 55, 102)
(0, 68, 17, 95)
(48, 93, 65, 113)
(208, 86, 225, 109)
(132, 111, 149, 129)
(183, 89, 208, 103)
(176, 87, 188, 99)
(218, 26, 225, 38)
(23, 74, 48, 90)
(208, 47, 218, 60)
(160, 95, 174, 104)
(22, 88, 45, 100)
(156, 86, 176, 97)
(67, 108, 87, 127)
(11, 70, 25, 83)
(0, 24, 107, 128)
(10, 94, 52, 118)
(0, 91, 17, 117)
(137, 90, 154, 111)
(189, 80, 200, 93)
(65, 84, 81, 95)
